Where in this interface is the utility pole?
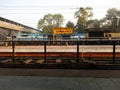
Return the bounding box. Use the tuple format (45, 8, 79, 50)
(116, 15, 120, 28)
(114, 13, 120, 28)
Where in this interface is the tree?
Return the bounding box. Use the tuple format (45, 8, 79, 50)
(37, 14, 64, 34)
(75, 19, 85, 33)
(87, 19, 100, 28)
(74, 7, 93, 33)
(53, 14, 64, 27)
(66, 21, 74, 28)
(101, 8, 120, 29)
(75, 7, 93, 27)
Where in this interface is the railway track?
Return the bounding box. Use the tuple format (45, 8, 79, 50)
(0, 52, 120, 57)
(0, 52, 120, 65)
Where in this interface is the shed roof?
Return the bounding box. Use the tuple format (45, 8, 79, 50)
(86, 28, 120, 33)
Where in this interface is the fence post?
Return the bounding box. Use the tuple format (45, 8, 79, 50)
(44, 41, 47, 63)
(77, 41, 79, 63)
(113, 41, 116, 64)
(12, 40, 15, 62)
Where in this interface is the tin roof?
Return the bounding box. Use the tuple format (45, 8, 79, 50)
(86, 28, 120, 33)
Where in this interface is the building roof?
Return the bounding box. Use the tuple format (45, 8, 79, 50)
(86, 28, 120, 33)
(0, 17, 40, 32)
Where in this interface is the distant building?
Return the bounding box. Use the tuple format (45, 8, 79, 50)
(0, 17, 41, 40)
(86, 28, 120, 39)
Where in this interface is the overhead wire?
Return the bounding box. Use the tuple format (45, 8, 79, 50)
(0, 6, 78, 15)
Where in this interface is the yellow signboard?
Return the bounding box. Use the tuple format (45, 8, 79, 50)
(53, 27, 73, 34)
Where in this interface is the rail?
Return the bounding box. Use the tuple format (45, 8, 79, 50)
(0, 39, 120, 64)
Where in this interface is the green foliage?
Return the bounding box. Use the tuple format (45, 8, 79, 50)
(37, 7, 120, 35)
(75, 19, 85, 33)
(74, 7, 93, 33)
(66, 21, 74, 28)
(43, 25, 53, 34)
(75, 7, 87, 27)
(101, 8, 120, 29)
(37, 14, 64, 34)
(87, 19, 100, 28)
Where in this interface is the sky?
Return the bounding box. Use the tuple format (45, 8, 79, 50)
(0, 0, 120, 29)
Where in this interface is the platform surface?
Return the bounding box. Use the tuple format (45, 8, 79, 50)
(0, 68, 120, 90)
(0, 45, 120, 52)
(0, 76, 120, 90)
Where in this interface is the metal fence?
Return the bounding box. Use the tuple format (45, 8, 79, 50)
(0, 39, 120, 64)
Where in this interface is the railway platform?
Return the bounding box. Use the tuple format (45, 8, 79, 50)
(0, 68, 120, 90)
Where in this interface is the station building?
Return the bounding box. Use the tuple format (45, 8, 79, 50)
(86, 28, 120, 39)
